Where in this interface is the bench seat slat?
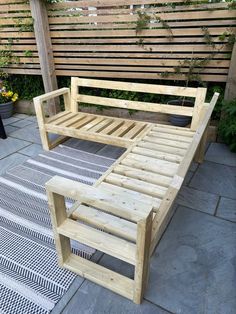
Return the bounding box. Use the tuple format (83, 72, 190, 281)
(149, 131, 193, 143)
(137, 141, 186, 157)
(144, 135, 190, 149)
(132, 146, 182, 163)
(105, 173, 167, 198)
(113, 164, 172, 187)
(72, 204, 137, 242)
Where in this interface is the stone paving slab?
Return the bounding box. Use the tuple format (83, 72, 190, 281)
(0, 152, 29, 175)
(0, 137, 29, 159)
(176, 186, 219, 215)
(190, 161, 236, 200)
(61, 280, 169, 314)
(145, 206, 236, 314)
(10, 118, 35, 128)
(9, 124, 42, 144)
(216, 197, 236, 222)
(205, 143, 236, 167)
(4, 125, 19, 135)
(19, 143, 44, 157)
(2, 116, 20, 126)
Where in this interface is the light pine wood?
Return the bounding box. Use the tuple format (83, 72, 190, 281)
(41, 78, 219, 304)
(225, 42, 236, 100)
(46, 176, 153, 304)
(29, 0, 59, 116)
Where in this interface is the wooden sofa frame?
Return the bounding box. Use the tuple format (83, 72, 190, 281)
(34, 77, 219, 304)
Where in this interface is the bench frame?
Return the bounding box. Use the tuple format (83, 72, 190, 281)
(35, 78, 219, 303)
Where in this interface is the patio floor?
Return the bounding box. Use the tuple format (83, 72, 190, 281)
(1, 114, 236, 314)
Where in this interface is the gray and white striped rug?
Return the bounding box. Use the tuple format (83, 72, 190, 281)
(0, 142, 115, 314)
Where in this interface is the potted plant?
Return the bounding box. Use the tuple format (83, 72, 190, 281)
(0, 80, 18, 119)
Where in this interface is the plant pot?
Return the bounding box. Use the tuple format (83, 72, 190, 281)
(0, 101, 14, 119)
(168, 99, 194, 127)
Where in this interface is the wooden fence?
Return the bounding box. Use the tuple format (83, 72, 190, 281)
(0, 0, 236, 99)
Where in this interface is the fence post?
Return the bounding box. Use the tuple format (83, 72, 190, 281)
(224, 42, 236, 100)
(29, 0, 59, 116)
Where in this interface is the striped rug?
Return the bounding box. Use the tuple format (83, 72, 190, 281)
(0, 142, 115, 314)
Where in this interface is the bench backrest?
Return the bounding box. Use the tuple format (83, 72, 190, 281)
(70, 77, 207, 130)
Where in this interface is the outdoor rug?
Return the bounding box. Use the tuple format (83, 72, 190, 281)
(0, 142, 115, 314)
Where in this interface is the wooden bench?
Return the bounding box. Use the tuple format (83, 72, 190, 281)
(34, 78, 219, 303)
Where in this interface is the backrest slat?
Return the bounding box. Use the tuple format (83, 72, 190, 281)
(71, 77, 207, 120)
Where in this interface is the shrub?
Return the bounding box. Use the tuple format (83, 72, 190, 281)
(218, 98, 236, 152)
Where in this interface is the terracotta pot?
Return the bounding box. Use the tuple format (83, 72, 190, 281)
(168, 99, 194, 127)
(0, 101, 14, 119)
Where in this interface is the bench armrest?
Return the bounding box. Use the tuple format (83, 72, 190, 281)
(46, 175, 153, 223)
(33, 88, 71, 120)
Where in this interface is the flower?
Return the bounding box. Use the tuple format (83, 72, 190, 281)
(0, 87, 18, 104)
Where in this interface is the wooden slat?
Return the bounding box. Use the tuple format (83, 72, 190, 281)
(58, 219, 136, 264)
(46, 176, 151, 222)
(111, 121, 135, 137)
(153, 126, 194, 137)
(123, 124, 146, 139)
(64, 253, 134, 300)
(48, 10, 236, 24)
(49, 112, 76, 125)
(88, 118, 113, 133)
(148, 131, 193, 143)
(105, 172, 167, 198)
(46, 111, 71, 123)
(144, 135, 190, 149)
(78, 95, 194, 116)
(77, 78, 197, 97)
(123, 153, 179, 176)
(99, 120, 124, 135)
(99, 182, 161, 212)
(59, 114, 87, 127)
(113, 164, 172, 187)
(132, 146, 182, 163)
(137, 140, 186, 157)
(72, 204, 137, 242)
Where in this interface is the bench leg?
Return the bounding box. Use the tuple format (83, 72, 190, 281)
(194, 125, 208, 164)
(133, 214, 152, 304)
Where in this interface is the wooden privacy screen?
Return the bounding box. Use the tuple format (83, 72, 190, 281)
(0, 0, 236, 82)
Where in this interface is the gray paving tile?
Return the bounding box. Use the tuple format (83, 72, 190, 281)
(2, 116, 20, 126)
(62, 280, 168, 314)
(10, 124, 42, 144)
(145, 206, 236, 314)
(4, 125, 19, 135)
(0, 137, 29, 159)
(190, 161, 236, 199)
(216, 197, 236, 222)
(0, 153, 29, 175)
(183, 170, 194, 186)
(25, 115, 37, 122)
(10, 119, 35, 128)
(205, 143, 236, 167)
(19, 143, 44, 157)
(176, 186, 219, 215)
(190, 162, 198, 172)
(13, 113, 29, 119)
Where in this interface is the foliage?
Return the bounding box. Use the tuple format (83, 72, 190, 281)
(0, 85, 18, 103)
(135, 11, 151, 34)
(219, 98, 236, 152)
(7, 75, 44, 100)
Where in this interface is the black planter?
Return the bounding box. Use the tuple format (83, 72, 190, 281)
(0, 101, 14, 119)
(168, 99, 194, 127)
